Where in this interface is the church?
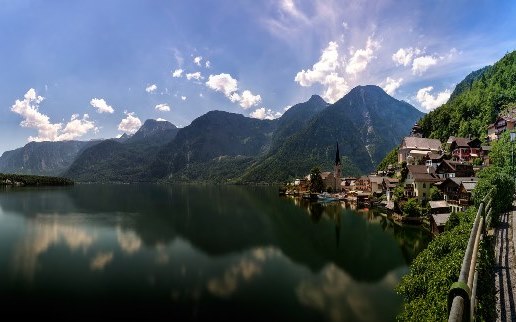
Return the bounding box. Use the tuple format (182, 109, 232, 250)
(320, 143, 342, 192)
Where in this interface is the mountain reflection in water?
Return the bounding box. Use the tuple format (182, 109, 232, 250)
(0, 184, 430, 321)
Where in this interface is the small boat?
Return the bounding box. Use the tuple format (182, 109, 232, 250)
(317, 192, 338, 202)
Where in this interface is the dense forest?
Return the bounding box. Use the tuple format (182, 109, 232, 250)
(0, 173, 73, 186)
(419, 51, 516, 141)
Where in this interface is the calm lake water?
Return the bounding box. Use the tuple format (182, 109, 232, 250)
(0, 184, 430, 321)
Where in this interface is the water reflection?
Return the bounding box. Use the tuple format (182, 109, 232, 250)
(282, 196, 431, 264)
(0, 185, 427, 321)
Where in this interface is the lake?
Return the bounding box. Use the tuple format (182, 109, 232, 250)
(0, 184, 430, 321)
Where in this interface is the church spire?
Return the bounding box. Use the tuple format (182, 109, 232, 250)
(335, 142, 341, 166)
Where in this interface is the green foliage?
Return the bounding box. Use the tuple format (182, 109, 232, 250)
(393, 186, 405, 202)
(472, 157, 483, 166)
(0, 173, 73, 186)
(419, 51, 516, 141)
(444, 212, 461, 231)
(309, 167, 324, 193)
(397, 207, 495, 321)
(377, 146, 398, 171)
(428, 186, 443, 201)
(400, 161, 408, 183)
(472, 166, 514, 217)
(401, 198, 421, 217)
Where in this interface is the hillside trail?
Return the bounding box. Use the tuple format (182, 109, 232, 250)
(494, 202, 516, 321)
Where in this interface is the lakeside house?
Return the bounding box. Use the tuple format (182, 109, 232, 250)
(428, 200, 452, 235)
(398, 137, 442, 164)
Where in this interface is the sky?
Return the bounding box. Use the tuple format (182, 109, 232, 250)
(1, 0, 516, 154)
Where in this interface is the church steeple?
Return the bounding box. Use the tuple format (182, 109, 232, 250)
(335, 142, 341, 166)
(334, 142, 342, 191)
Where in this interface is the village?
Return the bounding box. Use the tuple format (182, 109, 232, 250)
(282, 107, 516, 235)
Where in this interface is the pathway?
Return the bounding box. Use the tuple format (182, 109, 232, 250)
(495, 207, 516, 321)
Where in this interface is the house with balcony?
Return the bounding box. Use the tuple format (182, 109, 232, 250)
(435, 160, 475, 179)
(448, 137, 482, 162)
(487, 107, 516, 141)
(437, 177, 477, 212)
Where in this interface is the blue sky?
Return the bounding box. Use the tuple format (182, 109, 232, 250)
(1, 0, 516, 154)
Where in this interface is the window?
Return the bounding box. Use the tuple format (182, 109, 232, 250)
(423, 183, 426, 188)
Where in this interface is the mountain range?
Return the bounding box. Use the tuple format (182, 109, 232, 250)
(1, 85, 423, 183)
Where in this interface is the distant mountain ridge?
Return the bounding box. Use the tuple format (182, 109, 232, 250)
(2, 86, 424, 182)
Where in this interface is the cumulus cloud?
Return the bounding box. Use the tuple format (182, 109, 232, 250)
(172, 69, 183, 78)
(90, 98, 114, 114)
(205, 60, 211, 68)
(181, 96, 187, 101)
(294, 42, 349, 103)
(193, 56, 203, 66)
(156, 118, 167, 122)
(412, 55, 438, 75)
(237, 90, 262, 109)
(118, 112, 142, 134)
(186, 72, 203, 81)
(250, 107, 282, 120)
(416, 86, 451, 111)
(155, 103, 170, 112)
(145, 84, 157, 93)
(392, 47, 420, 66)
(206, 73, 262, 108)
(345, 37, 380, 75)
(58, 114, 97, 141)
(206, 73, 239, 96)
(11, 89, 97, 142)
(381, 77, 403, 95)
(295, 41, 340, 87)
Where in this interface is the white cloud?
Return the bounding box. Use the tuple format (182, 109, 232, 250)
(280, 0, 309, 22)
(250, 107, 282, 120)
(392, 47, 420, 66)
(381, 77, 403, 95)
(155, 103, 170, 112)
(11, 89, 97, 142)
(186, 72, 203, 81)
(181, 96, 187, 101)
(145, 84, 157, 93)
(295, 41, 340, 87)
(322, 73, 349, 104)
(193, 56, 203, 66)
(342, 21, 349, 29)
(345, 36, 380, 75)
(90, 98, 114, 114)
(237, 90, 262, 109)
(205, 60, 211, 68)
(156, 118, 167, 122)
(416, 86, 451, 111)
(58, 114, 97, 141)
(172, 69, 183, 78)
(412, 55, 438, 75)
(118, 112, 142, 134)
(294, 37, 382, 103)
(206, 73, 239, 96)
(284, 105, 292, 111)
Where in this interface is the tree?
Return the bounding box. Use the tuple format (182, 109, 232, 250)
(309, 167, 324, 193)
(401, 198, 421, 217)
(429, 186, 443, 201)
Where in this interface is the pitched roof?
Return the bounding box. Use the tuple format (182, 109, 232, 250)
(412, 172, 441, 182)
(320, 171, 333, 179)
(402, 137, 442, 151)
(429, 200, 449, 209)
(408, 165, 436, 175)
(431, 213, 452, 227)
(461, 181, 478, 192)
(369, 176, 384, 184)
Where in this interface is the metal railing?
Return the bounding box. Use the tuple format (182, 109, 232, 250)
(447, 194, 493, 322)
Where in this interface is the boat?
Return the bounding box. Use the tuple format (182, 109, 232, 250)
(317, 192, 338, 202)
